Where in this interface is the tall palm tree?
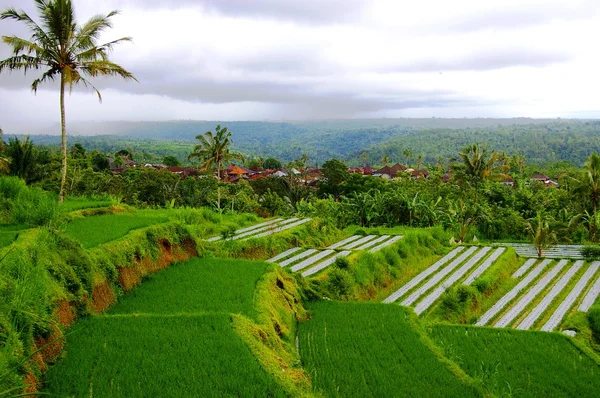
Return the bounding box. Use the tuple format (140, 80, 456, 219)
(584, 153, 600, 241)
(188, 125, 244, 209)
(0, 0, 136, 202)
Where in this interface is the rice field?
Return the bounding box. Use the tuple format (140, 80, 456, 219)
(430, 325, 600, 397)
(206, 217, 312, 242)
(59, 197, 113, 212)
(267, 234, 403, 277)
(477, 258, 600, 332)
(62, 213, 170, 248)
(45, 314, 285, 397)
(44, 258, 284, 397)
(384, 246, 513, 315)
(298, 301, 479, 397)
(109, 258, 267, 319)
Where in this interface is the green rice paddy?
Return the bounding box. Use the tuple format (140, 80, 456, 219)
(62, 213, 170, 248)
(298, 301, 479, 397)
(429, 325, 600, 397)
(44, 258, 284, 397)
(109, 258, 268, 319)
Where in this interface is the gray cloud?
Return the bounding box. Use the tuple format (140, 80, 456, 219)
(105, 0, 368, 24)
(382, 48, 571, 73)
(439, 2, 598, 33)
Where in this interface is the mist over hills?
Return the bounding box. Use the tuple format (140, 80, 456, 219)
(16, 118, 600, 166)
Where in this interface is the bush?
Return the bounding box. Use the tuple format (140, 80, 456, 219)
(333, 256, 351, 270)
(581, 246, 600, 261)
(327, 268, 355, 300)
(587, 306, 600, 342)
(0, 176, 59, 226)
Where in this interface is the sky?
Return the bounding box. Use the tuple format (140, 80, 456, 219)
(0, 0, 599, 133)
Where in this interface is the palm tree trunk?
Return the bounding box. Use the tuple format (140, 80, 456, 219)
(58, 73, 68, 203)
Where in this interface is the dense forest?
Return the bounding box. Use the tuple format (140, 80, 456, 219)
(17, 118, 600, 166)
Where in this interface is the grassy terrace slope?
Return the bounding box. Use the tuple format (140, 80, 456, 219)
(45, 258, 286, 397)
(430, 325, 600, 397)
(298, 301, 479, 397)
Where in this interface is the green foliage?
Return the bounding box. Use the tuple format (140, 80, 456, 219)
(430, 325, 600, 397)
(581, 245, 600, 260)
(298, 302, 479, 397)
(263, 157, 281, 170)
(318, 158, 349, 198)
(588, 306, 600, 342)
(162, 155, 181, 166)
(0, 176, 59, 226)
(311, 227, 451, 302)
(326, 268, 355, 300)
(333, 256, 350, 270)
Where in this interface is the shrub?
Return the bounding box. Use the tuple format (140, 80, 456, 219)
(472, 278, 492, 294)
(581, 246, 600, 261)
(327, 268, 355, 300)
(587, 305, 600, 342)
(333, 256, 351, 270)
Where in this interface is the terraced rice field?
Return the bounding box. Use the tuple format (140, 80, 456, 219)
(502, 243, 584, 259)
(266, 234, 402, 277)
(430, 325, 600, 397)
(206, 217, 312, 242)
(384, 246, 506, 315)
(298, 302, 479, 397)
(476, 258, 600, 332)
(45, 258, 285, 397)
(63, 213, 170, 248)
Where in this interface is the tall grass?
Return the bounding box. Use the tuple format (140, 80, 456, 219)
(0, 176, 58, 226)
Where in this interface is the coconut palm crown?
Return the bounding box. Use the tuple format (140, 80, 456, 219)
(0, 0, 136, 202)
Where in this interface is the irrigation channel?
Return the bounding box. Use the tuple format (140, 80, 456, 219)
(383, 243, 600, 333)
(266, 234, 403, 277)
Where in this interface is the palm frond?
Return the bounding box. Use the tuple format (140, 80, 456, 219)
(0, 55, 45, 74)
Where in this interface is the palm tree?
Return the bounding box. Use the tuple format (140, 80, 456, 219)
(188, 125, 244, 209)
(361, 152, 367, 168)
(584, 153, 600, 241)
(453, 143, 508, 185)
(526, 212, 558, 258)
(0, 0, 136, 202)
(381, 155, 390, 166)
(403, 148, 413, 166)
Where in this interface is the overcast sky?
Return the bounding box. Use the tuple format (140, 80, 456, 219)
(0, 0, 599, 133)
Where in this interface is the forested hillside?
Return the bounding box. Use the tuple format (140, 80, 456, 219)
(21, 118, 600, 166)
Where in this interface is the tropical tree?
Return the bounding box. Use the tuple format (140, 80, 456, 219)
(403, 148, 413, 166)
(584, 153, 600, 241)
(188, 125, 244, 209)
(381, 155, 390, 166)
(526, 212, 558, 258)
(452, 144, 507, 185)
(0, 0, 136, 202)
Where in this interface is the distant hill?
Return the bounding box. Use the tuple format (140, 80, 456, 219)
(18, 118, 600, 166)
